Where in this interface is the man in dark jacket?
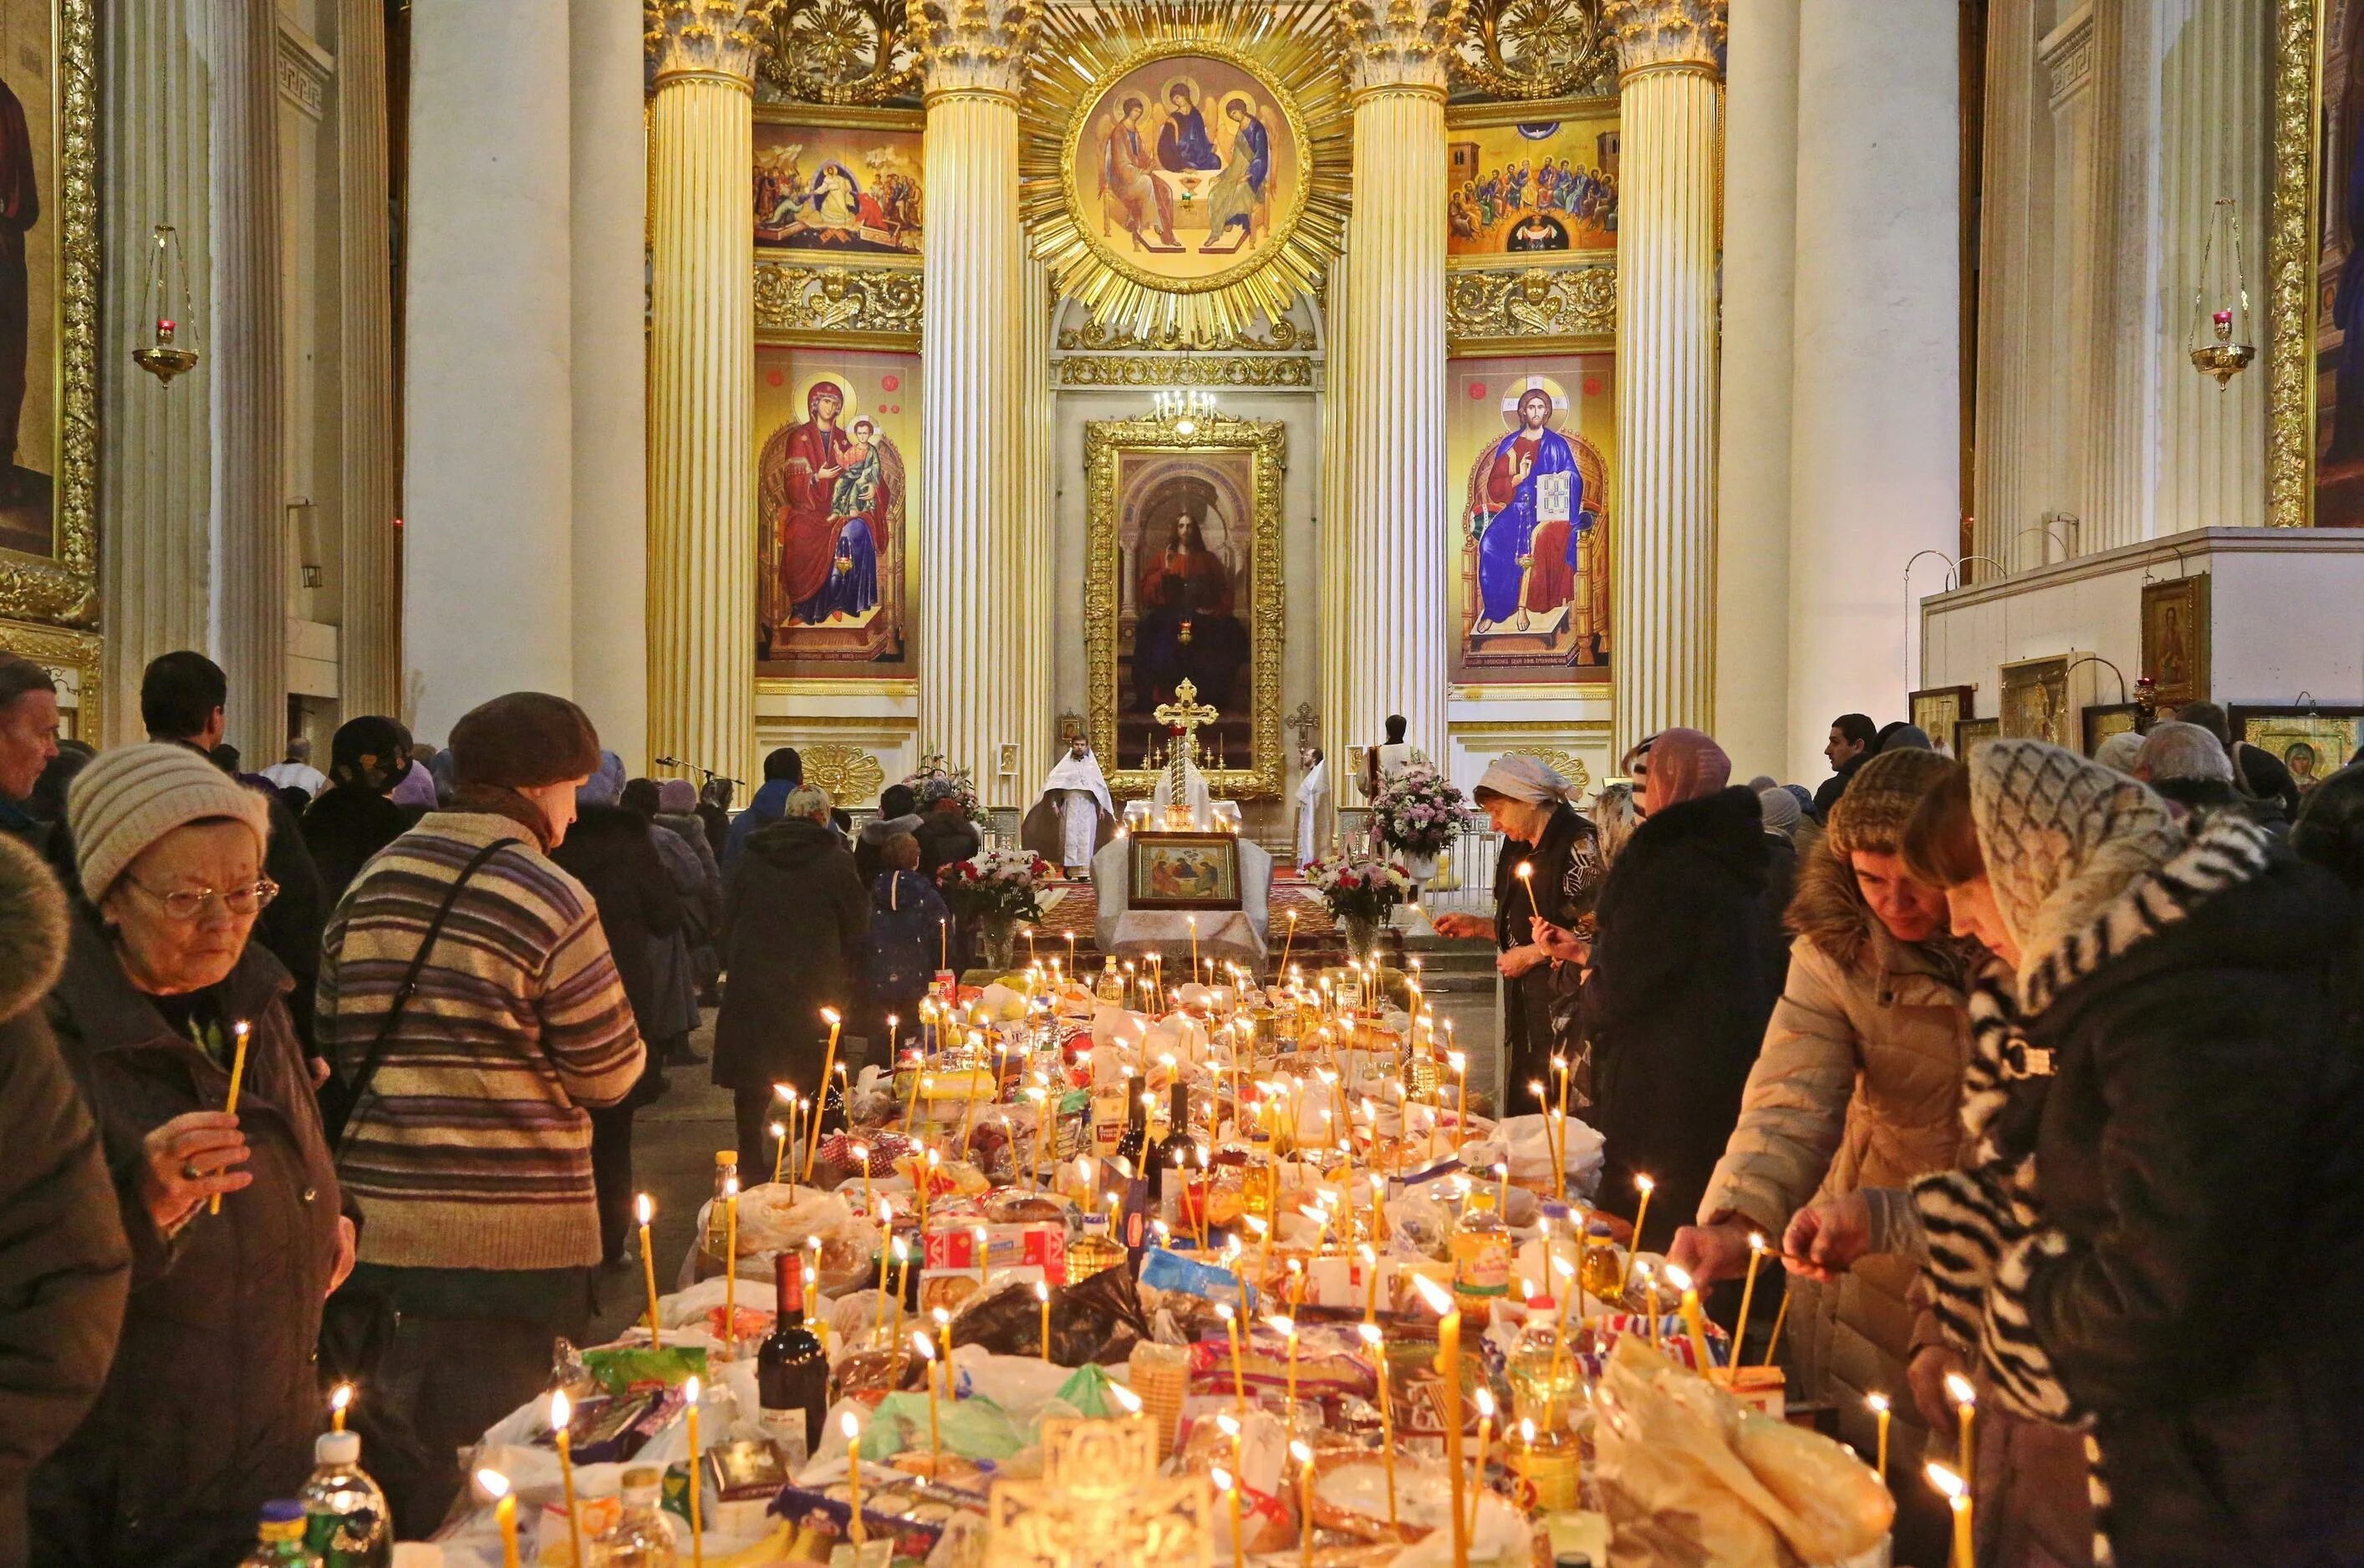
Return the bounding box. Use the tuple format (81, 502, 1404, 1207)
(1582, 730, 1786, 1252)
(0, 833, 128, 1568)
(140, 653, 329, 1040)
(715, 785, 869, 1163)
(1811, 712, 1878, 822)
(299, 715, 412, 908)
(0, 653, 59, 856)
(913, 786, 981, 877)
(552, 754, 680, 1263)
(722, 748, 802, 874)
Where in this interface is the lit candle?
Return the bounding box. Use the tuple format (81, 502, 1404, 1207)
(680, 1377, 704, 1568)
(1292, 1438, 1316, 1568)
(1466, 1387, 1495, 1539)
(769, 1118, 790, 1187)
(1730, 1232, 1767, 1375)
(1036, 1279, 1052, 1363)
(329, 1382, 352, 1433)
(476, 1469, 519, 1568)
(1927, 1460, 1972, 1568)
(1761, 1280, 1792, 1367)
(1663, 1262, 1714, 1375)
(721, 1175, 741, 1357)
(635, 1193, 662, 1348)
(1213, 1465, 1246, 1568)
(1189, 914, 1200, 975)
(549, 1389, 584, 1568)
(913, 1329, 942, 1460)
(806, 1009, 845, 1178)
(841, 1409, 866, 1542)
(1867, 1392, 1893, 1482)
(1449, 1051, 1470, 1151)
(211, 1020, 252, 1214)
(1218, 1301, 1248, 1414)
(1619, 1173, 1655, 1295)
(889, 1237, 909, 1350)
(1512, 861, 1535, 929)
(1493, 1160, 1511, 1219)
(1411, 1275, 1467, 1568)
(1280, 909, 1298, 972)
(1945, 1372, 1978, 1490)
(853, 1143, 874, 1212)
(1268, 1312, 1302, 1451)
(1358, 1321, 1399, 1528)
(873, 1200, 895, 1331)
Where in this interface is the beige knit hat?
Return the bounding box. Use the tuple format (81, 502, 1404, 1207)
(68, 742, 272, 904)
(1826, 748, 1959, 856)
(1967, 739, 2181, 973)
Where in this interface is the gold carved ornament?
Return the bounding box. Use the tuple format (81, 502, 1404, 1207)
(798, 741, 888, 806)
(645, 0, 785, 85)
(986, 1415, 1212, 1566)
(757, 0, 920, 104)
(1445, 262, 1614, 347)
(1056, 312, 1311, 353)
(1016, 0, 1353, 345)
(1506, 747, 1591, 796)
(1055, 355, 1312, 388)
(1600, 0, 1724, 78)
(1083, 413, 1287, 802)
(1452, 0, 1614, 100)
(753, 260, 924, 340)
(2262, 0, 2315, 528)
(0, 0, 99, 629)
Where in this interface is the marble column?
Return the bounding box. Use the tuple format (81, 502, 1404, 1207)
(1786, 0, 1959, 781)
(572, 0, 650, 766)
(1970, 0, 2038, 579)
(98, 0, 214, 745)
(1015, 256, 1055, 799)
(1709, 0, 1798, 781)
(1604, 0, 1722, 756)
(211, 0, 288, 756)
(1317, 253, 1353, 778)
(646, 2, 764, 787)
(336, 0, 400, 720)
(402, 0, 574, 745)
(1333, 0, 1456, 772)
(912, 0, 1039, 806)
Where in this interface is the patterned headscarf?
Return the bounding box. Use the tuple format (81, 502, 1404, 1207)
(1638, 728, 1731, 815)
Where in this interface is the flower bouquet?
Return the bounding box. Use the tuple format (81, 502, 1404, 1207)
(939, 848, 1055, 969)
(1368, 763, 1475, 858)
(902, 752, 984, 824)
(1302, 853, 1414, 964)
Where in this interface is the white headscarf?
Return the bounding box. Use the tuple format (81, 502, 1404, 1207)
(1475, 755, 1568, 805)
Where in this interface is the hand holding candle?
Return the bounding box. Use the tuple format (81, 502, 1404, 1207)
(209, 1021, 252, 1215)
(1945, 1371, 1977, 1489)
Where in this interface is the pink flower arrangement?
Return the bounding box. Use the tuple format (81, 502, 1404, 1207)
(1302, 853, 1414, 922)
(1371, 764, 1474, 856)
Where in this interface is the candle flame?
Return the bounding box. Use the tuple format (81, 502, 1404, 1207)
(1035, 1279, 1050, 1301)
(1410, 1273, 1455, 1316)
(1289, 1438, 1312, 1465)
(549, 1388, 571, 1429)
(1475, 1387, 1495, 1417)
(683, 1375, 701, 1404)
(1945, 1372, 1977, 1408)
(821, 1006, 841, 1024)
(1266, 1313, 1295, 1336)
(841, 1409, 860, 1439)
(330, 1382, 353, 1414)
(912, 1331, 937, 1361)
(1516, 862, 1533, 880)
(1662, 1262, 1695, 1292)
(635, 1192, 654, 1224)
(1634, 1173, 1656, 1194)
(1216, 1413, 1241, 1438)
(1924, 1460, 1967, 1500)
(476, 1468, 511, 1500)
(1520, 1417, 1536, 1442)
(1110, 1382, 1144, 1414)
(1866, 1392, 1890, 1413)
(1211, 1465, 1235, 1493)
(773, 1082, 795, 1102)
(1749, 1232, 1767, 1252)
(1358, 1321, 1383, 1347)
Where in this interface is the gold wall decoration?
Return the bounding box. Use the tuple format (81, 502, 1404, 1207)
(797, 741, 889, 806)
(758, 0, 920, 104)
(0, 618, 101, 740)
(1452, 0, 1614, 100)
(1056, 354, 1312, 387)
(1085, 412, 1286, 800)
(0, 0, 99, 627)
(1445, 262, 1615, 348)
(1018, 0, 1352, 344)
(2264, 0, 2313, 527)
(753, 260, 923, 344)
(1056, 312, 1311, 353)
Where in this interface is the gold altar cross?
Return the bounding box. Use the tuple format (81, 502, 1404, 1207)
(1153, 679, 1220, 751)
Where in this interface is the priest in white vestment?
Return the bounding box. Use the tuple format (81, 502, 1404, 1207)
(1295, 747, 1328, 864)
(1022, 737, 1116, 873)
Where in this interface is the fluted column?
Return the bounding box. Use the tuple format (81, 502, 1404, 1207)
(647, 3, 765, 787)
(211, 0, 287, 755)
(1334, 0, 1459, 771)
(336, 0, 400, 718)
(573, 0, 650, 765)
(98, 0, 214, 745)
(1709, 0, 1797, 781)
(402, 0, 573, 743)
(1015, 257, 1055, 798)
(1786, 0, 1959, 781)
(912, 0, 1039, 805)
(1317, 253, 1353, 772)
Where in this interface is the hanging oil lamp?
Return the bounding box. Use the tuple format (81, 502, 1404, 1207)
(133, 224, 199, 385)
(2188, 196, 2254, 386)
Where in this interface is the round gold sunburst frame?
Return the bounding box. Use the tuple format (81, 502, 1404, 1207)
(1020, 0, 1351, 343)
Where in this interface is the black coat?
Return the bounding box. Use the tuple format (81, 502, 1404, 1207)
(299, 783, 408, 909)
(34, 914, 342, 1568)
(551, 804, 683, 1039)
(712, 818, 869, 1094)
(1582, 787, 1786, 1252)
(913, 811, 981, 878)
(2010, 842, 2364, 1563)
(1490, 803, 1597, 1112)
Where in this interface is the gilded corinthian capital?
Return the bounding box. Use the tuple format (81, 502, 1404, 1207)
(1339, 0, 1471, 97)
(906, 0, 1041, 98)
(645, 0, 780, 87)
(1602, 0, 1725, 79)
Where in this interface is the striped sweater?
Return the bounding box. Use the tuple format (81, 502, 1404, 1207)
(317, 812, 645, 1270)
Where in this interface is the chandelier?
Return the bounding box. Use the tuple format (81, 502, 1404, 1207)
(1149, 386, 1216, 435)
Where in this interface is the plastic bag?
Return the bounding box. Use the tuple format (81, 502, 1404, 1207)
(855, 1388, 1027, 1462)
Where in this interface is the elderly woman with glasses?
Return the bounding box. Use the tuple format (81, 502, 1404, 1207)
(31, 744, 352, 1567)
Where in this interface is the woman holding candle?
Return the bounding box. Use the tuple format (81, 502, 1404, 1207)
(1789, 742, 2364, 1567)
(32, 744, 354, 1565)
(1431, 756, 1604, 1117)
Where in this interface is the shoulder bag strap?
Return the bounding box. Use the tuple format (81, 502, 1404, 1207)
(332, 837, 512, 1158)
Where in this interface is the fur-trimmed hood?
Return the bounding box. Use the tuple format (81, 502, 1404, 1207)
(0, 830, 66, 1025)
(1786, 832, 1982, 981)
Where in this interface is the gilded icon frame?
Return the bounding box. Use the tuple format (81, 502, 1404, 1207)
(0, 0, 99, 627)
(1083, 414, 1285, 802)
(2137, 575, 2211, 710)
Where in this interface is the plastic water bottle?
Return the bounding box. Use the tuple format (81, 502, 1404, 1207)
(299, 1428, 390, 1568)
(239, 1500, 324, 1568)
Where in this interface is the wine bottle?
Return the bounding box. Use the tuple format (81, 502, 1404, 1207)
(1147, 1081, 1192, 1224)
(756, 1252, 828, 1466)
(1113, 1073, 1148, 1170)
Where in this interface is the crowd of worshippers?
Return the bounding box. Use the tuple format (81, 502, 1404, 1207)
(3, 644, 2364, 1567)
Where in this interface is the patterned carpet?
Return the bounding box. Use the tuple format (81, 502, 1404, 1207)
(1029, 876, 1337, 939)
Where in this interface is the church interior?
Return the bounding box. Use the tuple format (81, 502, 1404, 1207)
(11, 4, 2364, 1565)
